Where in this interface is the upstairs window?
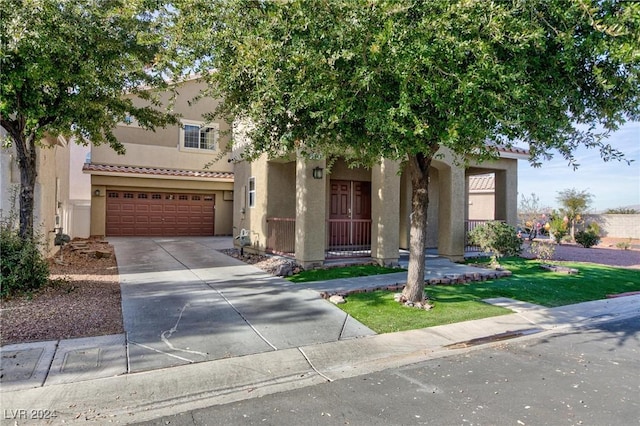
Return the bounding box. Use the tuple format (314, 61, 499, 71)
(181, 120, 218, 151)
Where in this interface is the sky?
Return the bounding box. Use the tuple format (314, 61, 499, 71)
(517, 121, 640, 213)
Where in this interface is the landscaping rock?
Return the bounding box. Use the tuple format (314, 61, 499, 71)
(329, 295, 346, 305)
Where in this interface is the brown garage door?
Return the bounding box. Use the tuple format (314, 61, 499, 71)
(106, 191, 215, 236)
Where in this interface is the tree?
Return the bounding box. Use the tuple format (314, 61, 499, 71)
(556, 188, 594, 238)
(168, 0, 640, 303)
(0, 0, 177, 239)
(518, 193, 549, 240)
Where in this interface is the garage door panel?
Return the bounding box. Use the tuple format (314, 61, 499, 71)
(106, 191, 215, 236)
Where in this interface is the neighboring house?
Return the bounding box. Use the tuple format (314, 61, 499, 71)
(0, 126, 91, 255)
(232, 145, 528, 268)
(84, 79, 234, 237)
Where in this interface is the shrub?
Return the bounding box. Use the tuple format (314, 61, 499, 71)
(0, 224, 50, 299)
(548, 216, 568, 243)
(616, 239, 632, 250)
(468, 221, 522, 267)
(574, 230, 600, 248)
(529, 241, 556, 261)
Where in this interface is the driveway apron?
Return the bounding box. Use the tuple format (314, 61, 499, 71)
(111, 237, 374, 373)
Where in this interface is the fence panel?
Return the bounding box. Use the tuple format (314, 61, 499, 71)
(266, 218, 295, 255)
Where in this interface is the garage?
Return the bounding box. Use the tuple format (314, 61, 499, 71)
(106, 190, 215, 236)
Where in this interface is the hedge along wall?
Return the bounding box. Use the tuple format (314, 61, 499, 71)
(584, 214, 640, 239)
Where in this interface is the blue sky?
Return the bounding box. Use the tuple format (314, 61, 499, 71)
(517, 121, 640, 213)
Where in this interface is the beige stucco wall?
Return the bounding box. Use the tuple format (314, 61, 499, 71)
(94, 79, 233, 174)
(467, 157, 519, 226)
(468, 192, 495, 220)
(232, 155, 270, 251)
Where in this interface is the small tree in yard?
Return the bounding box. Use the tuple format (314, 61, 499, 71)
(556, 188, 594, 239)
(1, 0, 178, 240)
(468, 222, 522, 268)
(166, 0, 640, 304)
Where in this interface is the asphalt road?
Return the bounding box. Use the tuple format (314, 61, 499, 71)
(137, 315, 640, 425)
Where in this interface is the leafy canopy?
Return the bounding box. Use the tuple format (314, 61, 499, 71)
(168, 0, 640, 167)
(0, 0, 178, 152)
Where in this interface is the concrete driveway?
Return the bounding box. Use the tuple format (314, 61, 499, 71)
(111, 237, 374, 373)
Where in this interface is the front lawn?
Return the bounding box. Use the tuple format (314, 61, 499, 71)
(338, 258, 640, 334)
(287, 264, 403, 283)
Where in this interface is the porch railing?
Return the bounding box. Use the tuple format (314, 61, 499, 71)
(326, 219, 372, 258)
(266, 217, 295, 255)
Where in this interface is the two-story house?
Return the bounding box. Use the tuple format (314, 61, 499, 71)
(84, 79, 234, 237)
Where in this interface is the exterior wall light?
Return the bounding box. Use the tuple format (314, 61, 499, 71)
(312, 166, 324, 179)
(94, 189, 101, 196)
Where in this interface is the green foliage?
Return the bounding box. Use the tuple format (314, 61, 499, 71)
(1, 0, 178, 238)
(166, 0, 640, 301)
(0, 225, 49, 299)
(467, 222, 522, 266)
(574, 230, 600, 248)
(548, 215, 569, 243)
(556, 188, 594, 237)
(605, 208, 639, 214)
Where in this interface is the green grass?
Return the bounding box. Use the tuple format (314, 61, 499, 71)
(286, 264, 403, 283)
(337, 257, 640, 334)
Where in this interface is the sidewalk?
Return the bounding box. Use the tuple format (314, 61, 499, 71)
(2, 283, 638, 425)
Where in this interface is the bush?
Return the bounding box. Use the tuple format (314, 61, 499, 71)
(0, 227, 50, 299)
(548, 216, 568, 243)
(574, 230, 600, 248)
(529, 241, 556, 261)
(616, 239, 632, 250)
(468, 221, 522, 267)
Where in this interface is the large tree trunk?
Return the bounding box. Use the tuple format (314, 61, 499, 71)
(402, 152, 432, 303)
(10, 128, 38, 240)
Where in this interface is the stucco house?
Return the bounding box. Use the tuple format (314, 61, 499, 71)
(232, 145, 528, 268)
(1, 126, 91, 255)
(83, 79, 235, 237)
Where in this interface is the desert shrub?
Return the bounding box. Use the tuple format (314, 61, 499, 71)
(616, 239, 632, 250)
(468, 221, 522, 267)
(529, 241, 556, 261)
(0, 223, 50, 299)
(574, 230, 600, 248)
(548, 216, 569, 243)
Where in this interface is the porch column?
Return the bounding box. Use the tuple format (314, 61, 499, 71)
(295, 158, 327, 268)
(494, 166, 518, 226)
(437, 163, 466, 261)
(371, 159, 400, 266)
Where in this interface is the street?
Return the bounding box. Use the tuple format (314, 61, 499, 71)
(137, 315, 640, 425)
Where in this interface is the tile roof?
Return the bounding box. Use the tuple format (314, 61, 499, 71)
(495, 145, 530, 158)
(83, 163, 234, 180)
(469, 174, 495, 191)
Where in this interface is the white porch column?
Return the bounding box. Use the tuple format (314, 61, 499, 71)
(295, 158, 327, 268)
(437, 163, 466, 261)
(371, 159, 400, 266)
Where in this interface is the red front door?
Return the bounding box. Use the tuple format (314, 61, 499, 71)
(329, 180, 371, 247)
